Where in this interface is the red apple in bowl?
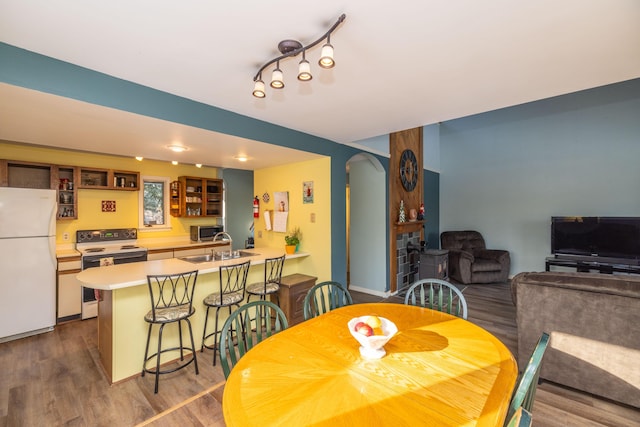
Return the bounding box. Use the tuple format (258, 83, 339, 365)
(355, 323, 374, 337)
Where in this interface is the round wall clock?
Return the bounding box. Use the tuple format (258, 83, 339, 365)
(399, 149, 418, 191)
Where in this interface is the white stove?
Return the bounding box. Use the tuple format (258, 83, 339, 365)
(76, 228, 148, 319)
(76, 228, 146, 256)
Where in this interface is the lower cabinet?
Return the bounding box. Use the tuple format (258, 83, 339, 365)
(275, 274, 317, 326)
(57, 257, 82, 322)
(147, 249, 174, 261)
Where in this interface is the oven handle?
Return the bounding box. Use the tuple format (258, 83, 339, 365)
(82, 251, 148, 267)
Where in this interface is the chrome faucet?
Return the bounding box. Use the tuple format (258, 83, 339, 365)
(213, 232, 233, 251)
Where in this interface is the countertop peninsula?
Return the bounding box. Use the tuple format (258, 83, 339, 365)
(75, 247, 311, 384)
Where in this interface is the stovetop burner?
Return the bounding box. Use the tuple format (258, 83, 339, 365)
(84, 248, 105, 253)
(121, 245, 139, 250)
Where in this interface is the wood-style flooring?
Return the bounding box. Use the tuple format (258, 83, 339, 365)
(1, 283, 638, 426)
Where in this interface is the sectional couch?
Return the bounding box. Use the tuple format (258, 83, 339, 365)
(511, 271, 640, 408)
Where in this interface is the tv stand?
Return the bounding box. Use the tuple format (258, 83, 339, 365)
(545, 256, 640, 275)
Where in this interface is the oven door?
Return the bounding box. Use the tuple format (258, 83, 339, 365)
(81, 250, 148, 319)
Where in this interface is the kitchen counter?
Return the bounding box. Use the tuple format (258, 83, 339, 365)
(77, 248, 307, 290)
(56, 236, 230, 259)
(76, 247, 310, 384)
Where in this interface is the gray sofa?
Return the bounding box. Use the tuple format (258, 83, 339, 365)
(511, 271, 640, 408)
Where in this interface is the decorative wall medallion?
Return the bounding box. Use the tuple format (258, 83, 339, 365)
(262, 192, 270, 203)
(102, 200, 116, 212)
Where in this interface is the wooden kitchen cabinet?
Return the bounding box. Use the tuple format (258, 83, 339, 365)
(178, 176, 223, 217)
(79, 167, 139, 190)
(275, 274, 317, 326)
(53, 165, 78, 219)
(0, 159, 53, 189)
(57, 256, 82, 322)
(169, 180, 183, 217)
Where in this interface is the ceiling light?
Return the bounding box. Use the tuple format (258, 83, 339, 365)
(172, 161, 178, 165)
(253, 75, 266, 98)
(297, 51, 312, 81)
(167, 144, 188, 153)
(252, 14, 346, 98)
(195, 163, 202, 168)
(318, 35, 335, 69)
(270, 61, 284, 89)
(234, 155, 248, 162)
(135, 156, 144, 161)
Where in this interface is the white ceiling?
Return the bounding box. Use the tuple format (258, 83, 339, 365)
(1, 1, 639, 169)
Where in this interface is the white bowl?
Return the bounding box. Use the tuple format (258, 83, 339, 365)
(347, 316, 398, 359)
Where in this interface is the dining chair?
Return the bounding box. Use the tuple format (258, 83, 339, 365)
(505, 332, 550, 423)
(505, 407, 532, 427)
(219, 300, 288, 379)
(201, 260, 251, 366)
(246, 254, 285, 305)
(303, 281, 353, 320)
(403, 278, 468, 319)
(141, 270, 199, 394)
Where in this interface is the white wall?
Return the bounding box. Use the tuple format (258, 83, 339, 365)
(439, 79, 640, 275)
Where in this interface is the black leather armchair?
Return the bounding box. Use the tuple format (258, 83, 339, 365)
(440, 230, 510, 284)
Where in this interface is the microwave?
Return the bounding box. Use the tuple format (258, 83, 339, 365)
(190, 225, 224, 242)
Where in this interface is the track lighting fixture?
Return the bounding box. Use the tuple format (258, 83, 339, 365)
(252, 75, 266, 98)
(252, 14, 346, 98)
(297, 51, 312, 81)
(270, 61, 285, 88)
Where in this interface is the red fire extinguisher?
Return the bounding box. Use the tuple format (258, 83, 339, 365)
(253, 196, 260, 218)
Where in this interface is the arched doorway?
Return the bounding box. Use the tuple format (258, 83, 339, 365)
(346, 153, 388, 296)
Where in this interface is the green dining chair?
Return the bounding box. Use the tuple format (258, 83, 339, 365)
(505, 407, 532, 427)
(403, 278, 468, 319)
(303, 281, 353, 320)
(219, 300, 288, 379)
(505, 332, 550, 423)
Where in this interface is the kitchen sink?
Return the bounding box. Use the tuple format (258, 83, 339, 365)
(178, 251, 257, 263)
(213, 250, 257, 260)
(178, 254, 215, 263)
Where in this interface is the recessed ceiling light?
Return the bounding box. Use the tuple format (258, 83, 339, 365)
(167, 144, 188, 153)
(234, 155, 248, 162)
(135, 156, 143, 161)
(172, 161, 178, 165)
(195, 163, 202, 168)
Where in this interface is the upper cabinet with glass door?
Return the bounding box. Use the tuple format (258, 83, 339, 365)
(178, 176, 223, 217)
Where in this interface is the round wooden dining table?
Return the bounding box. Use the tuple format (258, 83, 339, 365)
(222, 303, 517, 427)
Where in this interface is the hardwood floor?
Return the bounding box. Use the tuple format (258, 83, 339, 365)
(1, 283, 638, 426)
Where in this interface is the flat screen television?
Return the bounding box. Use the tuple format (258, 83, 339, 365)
(551, 216, 640, 262)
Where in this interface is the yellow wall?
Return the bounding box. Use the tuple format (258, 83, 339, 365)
(254, 157, 332, 283)
(1, 140, 222, 243)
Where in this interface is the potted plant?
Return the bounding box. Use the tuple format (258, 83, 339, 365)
(285, 227, 302, 254)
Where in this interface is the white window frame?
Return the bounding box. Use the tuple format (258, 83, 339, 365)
(138, 175, 172, 231)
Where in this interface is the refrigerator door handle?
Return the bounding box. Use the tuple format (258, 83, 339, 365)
(48, 235, 57, 269)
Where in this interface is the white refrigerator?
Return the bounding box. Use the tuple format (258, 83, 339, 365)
(0, 187, 57, 342)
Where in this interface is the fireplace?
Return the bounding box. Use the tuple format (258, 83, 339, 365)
(396, 231, 422, 293)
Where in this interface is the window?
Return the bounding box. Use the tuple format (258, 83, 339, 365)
(139, 176, 171, 230)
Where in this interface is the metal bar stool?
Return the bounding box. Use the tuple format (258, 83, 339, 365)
(246, 254, 285, 305)
(201, 260, 250, 366)
(141, 270, 199, 394)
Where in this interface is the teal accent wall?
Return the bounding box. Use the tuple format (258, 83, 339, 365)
(423, 169, 440, 249)
(220, 168, 254, 250)
(439, 78, 640, 275)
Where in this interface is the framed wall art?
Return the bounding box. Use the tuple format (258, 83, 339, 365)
(303, 181, 314, 204)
